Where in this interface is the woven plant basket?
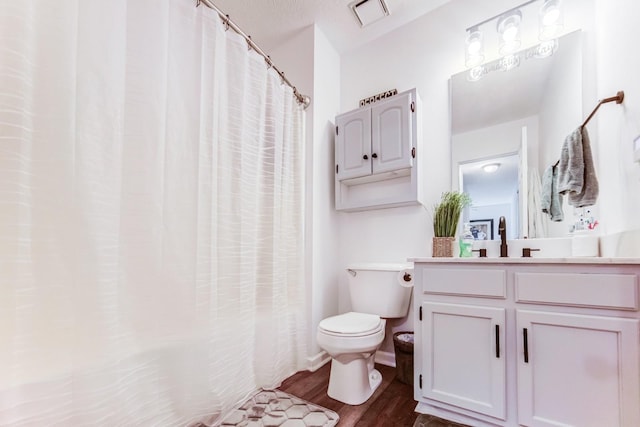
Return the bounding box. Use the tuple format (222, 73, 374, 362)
(432, 236, 455, 257)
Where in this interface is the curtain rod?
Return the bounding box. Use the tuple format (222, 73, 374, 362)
(196, 0, 311, 109)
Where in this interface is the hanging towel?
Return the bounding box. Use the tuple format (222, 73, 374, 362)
(541, 164, 564, 222)
(557, 126, 599, 207)
(528, 168, 548, 238)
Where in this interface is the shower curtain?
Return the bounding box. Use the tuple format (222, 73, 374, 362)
(0, 0, 307, 425)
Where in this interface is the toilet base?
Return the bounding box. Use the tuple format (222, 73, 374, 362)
(327, 353, 382, 405)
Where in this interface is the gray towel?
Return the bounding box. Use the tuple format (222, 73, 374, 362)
(541, 164, 564, 221)
(557, 126, 599, 207)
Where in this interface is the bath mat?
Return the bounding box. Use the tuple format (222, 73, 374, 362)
(218, 389, 339, 427)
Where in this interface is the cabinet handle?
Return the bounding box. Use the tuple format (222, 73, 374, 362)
(363, 154, 368, 160)
(495, 324, 500, 358)
(372, 153, 378, 158)
(523, 328, 529, 363)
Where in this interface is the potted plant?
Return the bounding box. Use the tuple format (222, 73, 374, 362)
(432, 191, 471, 257)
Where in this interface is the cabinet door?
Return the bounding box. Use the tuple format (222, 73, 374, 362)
(517, 310, 640, 427)
(421, 302, 506, 419)
(335, 108, 371, 180)
(371, 91, 413, 174)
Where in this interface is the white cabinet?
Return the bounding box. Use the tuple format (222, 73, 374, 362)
(335, 108, 372, 180)
(334, 89, 423, 211)
(421, 302, 506, 419)
(336, 93, 414, 181)
(413, 262, 640, 427)
(517, 310, 640, 427)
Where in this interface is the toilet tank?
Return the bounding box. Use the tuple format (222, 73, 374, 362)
(346, 263, 413, 318)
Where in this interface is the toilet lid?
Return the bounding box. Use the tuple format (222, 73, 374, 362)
(318, 312, 382, 336)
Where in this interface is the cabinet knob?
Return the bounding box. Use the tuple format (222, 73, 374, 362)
(363, 154, 368, 160)
(372, 153, 378, 158)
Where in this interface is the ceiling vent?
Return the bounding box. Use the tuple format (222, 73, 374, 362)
(350, 0, 390, 27)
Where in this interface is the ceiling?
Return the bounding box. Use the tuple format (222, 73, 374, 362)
(209, 0, 451, 53)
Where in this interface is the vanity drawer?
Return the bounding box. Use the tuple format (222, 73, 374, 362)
(515, 272, 639, 310)
(421, 268, 506, 298)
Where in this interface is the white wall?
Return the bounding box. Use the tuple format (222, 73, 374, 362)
(593, 0, 640, 238)
(271, 25, 341, 364)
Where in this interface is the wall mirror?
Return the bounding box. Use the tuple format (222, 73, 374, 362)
(451, 30, 582, 239)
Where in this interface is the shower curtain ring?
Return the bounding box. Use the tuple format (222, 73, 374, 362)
(222, 14, 230, 31)
(280, 72, 285, 85)
(266, 55, 272, 69)
(247, 36, 253, 51)
(196, 0, 201, 7)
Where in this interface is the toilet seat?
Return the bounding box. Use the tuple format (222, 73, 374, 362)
(318, 312, 383, 337)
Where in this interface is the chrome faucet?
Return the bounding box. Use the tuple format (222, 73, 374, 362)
(499, 216, 508, 257)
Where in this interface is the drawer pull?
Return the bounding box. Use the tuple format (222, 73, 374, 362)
(523, 328, 529, 363)
(495, 324, 500, 358)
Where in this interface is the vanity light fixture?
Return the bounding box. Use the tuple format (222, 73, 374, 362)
(483, 163, 501, 173)
(464, 0, 563, 80)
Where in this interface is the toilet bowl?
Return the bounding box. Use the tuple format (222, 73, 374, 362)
(317, 312, 386, 405)
(316, 263, 413, 405)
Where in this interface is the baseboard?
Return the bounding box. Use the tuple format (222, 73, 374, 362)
(307, 351, 331, 372)
(374, 350, 396, 367)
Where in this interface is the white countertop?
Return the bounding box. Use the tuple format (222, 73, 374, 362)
(409, 257, 640, 265)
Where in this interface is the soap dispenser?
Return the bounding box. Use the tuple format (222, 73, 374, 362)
(459, 223, 474, 257)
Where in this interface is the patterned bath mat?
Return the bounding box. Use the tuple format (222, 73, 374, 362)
(219, 389, 339, 427)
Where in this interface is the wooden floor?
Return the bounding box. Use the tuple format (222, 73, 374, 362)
(279, 362, 419, 426)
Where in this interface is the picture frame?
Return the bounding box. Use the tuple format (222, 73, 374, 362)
(470, 219, 494, 240)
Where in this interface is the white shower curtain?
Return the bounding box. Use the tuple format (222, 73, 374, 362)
(0, 0, 307, 425)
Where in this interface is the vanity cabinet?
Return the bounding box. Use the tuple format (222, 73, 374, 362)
(334, 89, 424, 211)
(413, 260, 640, 427)
(516, 310, 639, 427)
(420, 302, 506, 419)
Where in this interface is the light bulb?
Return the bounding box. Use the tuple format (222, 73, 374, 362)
(465, 29, 484, 68)
(497, 10, 522, 56)
(468, 39, 481, 55)
(542, 8, 560, 26)
(503, 26, 518, 42)
(539, 0, 563, 40)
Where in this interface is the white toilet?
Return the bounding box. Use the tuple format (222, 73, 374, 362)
(317, 263, 414, 405)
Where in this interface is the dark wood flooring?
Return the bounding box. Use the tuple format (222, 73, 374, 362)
(279, 362, 466, 427)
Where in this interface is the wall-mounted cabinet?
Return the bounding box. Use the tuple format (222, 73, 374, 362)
(334, 88, 424, 211)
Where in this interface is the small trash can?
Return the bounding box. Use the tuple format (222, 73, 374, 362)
(393, 331, 414, 386)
